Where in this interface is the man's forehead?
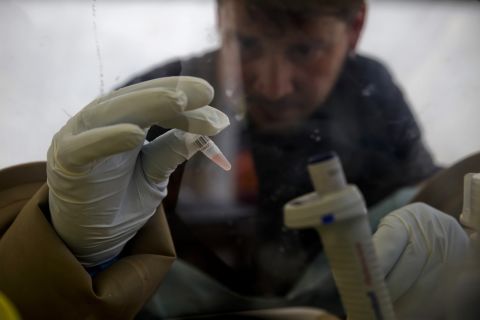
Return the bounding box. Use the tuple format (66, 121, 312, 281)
(219, 4, 344, 40)
(218, 0, 361, 23)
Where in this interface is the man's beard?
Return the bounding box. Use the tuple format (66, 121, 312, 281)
(245, 95, 315, 134)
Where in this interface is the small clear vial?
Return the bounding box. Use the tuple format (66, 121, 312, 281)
(194, 136, 231, 171)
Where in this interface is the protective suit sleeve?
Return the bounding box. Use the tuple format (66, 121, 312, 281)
(0, 162, 174, 319)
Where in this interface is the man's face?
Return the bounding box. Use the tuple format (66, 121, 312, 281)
(218, 1, 362, 132)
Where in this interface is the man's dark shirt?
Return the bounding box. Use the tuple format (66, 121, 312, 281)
(123, 50, 439, 297)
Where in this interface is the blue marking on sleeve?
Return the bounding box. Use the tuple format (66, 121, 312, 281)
(322, 214, 335, 224)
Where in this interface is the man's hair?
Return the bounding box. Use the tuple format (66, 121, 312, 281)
(218, 0, 364, 28)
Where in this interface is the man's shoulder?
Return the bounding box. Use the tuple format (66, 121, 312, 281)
(347, 54, 395, 86)
(353, 54, 389, 71)
(121, 50, 219, 87)
(339, 54, 408, 114)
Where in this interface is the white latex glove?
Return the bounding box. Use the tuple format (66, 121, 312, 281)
(372, 202, 469, 318)
(47, 76, 230, 267)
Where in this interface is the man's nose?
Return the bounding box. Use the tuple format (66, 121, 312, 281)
(252, 55, 295, 100)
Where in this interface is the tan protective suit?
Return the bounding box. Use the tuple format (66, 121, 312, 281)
(0, 162, 176, 319)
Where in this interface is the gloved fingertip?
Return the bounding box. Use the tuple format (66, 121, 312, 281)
(157, 106, 230, 136)
(191, 79, 214, 102)
(176, 77, 215, 109)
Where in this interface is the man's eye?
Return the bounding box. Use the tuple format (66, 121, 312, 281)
(292, 44, 312, 55)
(287, 43, 326, 62)
(237, 35, 259, 50)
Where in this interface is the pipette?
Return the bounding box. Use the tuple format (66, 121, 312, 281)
(284, 152, 395, 320)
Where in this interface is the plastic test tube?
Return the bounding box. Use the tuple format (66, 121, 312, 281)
(284, 152, 395, 320)
(194, 135, 231, 171)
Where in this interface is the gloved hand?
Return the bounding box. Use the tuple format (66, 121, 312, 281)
(372, 202, 469, 318)
(47, 76, 229, 267)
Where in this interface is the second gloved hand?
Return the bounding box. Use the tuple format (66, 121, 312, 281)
(47, 76, 229, 268)
(372, 202, 469, 318)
